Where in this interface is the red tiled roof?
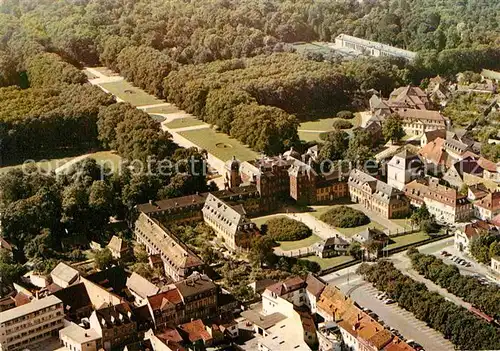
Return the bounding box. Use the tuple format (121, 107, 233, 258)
(178, 319, 212, 343)
(477, 157, 498, 173)
(474, 192, 500, 211)
(156, 328, 184, 344)
(418, 138, 451, 166)
(463, 221, 492, 239)
(148, 288, 183, 311)
(266, 276, 306, 296)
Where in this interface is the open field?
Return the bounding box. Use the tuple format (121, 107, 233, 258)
(277, 234, 321, 251)
(178, 128, 259, 162)
(298, 113, 361, 132)
(298, 131, 323, 143)
(100, 80, 164, 106)
(88, 151, 123, 173)
(165, 117, 208, 129)
(142, 105, 181, 114)
(303, 254, 354, 269)
(385, 232, 431, 250)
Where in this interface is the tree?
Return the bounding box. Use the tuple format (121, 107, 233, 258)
(347, 241, 362, 259)
(318, 130, 349, 164)
(382, 113, 405, 144)
(265, 217, 312, 241)
(320, 206, 370, 228)
(94, 248, 114, 270)
(248, 237, 275, 267)
(411, 203, 431, 226)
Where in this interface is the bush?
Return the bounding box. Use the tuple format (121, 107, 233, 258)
(320, 206, 369, 228)
(336, 110, 354, 119)
(331, 119, 353, 129)
(266, 217, 312, 241)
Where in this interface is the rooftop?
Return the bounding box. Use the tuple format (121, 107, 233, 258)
(126, 272, 160, 299)
(60, 323, 100, 343)
(50, 262, 79, 285)
(0, 295, 61, 324)
(336, 34, 416, 60)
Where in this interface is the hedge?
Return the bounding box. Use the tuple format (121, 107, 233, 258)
(319, 206, 369, 228)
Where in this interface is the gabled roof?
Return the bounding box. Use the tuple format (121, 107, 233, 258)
(477, 157, 498, 173)
(305, 273, 326, 298)
(474, 192, 500, 211)
(418, 137, 452, 166)
(108, 236, 127, 253)
(396, 108, 447, 122)
(266, 276, 306, 296)
(52, 282, 92, 313)
(93, 302, 134, 328)
(462, 221, 494, 239)
(147, 288, 183, 311)
(178, 319, 212, 343)
(50, 262, 79, 286)
(126, 272, 160, 299)
(174, 274, 217, 300)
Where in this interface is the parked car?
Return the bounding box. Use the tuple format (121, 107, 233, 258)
(384, 299, 396, 305)
(376, 292, 387, 300)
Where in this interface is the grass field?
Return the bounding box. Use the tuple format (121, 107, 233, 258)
(391, 218, 416, 231)
(100, 80, 164, 107)
(303, 254, 354, 269)
(142, 105, 181, 114)
(0, 157, 76, 174)
(278, 234, 321, 251)
(178, 128, 259, 162)
(384, 232, 431, 250)
(298, 131, 323, 143)
(88, 151, 123, 173)
(165, 118, 208, 129)
(298, 113, 361, 132)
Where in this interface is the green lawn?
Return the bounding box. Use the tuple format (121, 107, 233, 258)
(165, 117, 208, 129)
(0, 157, 76, 174)
(298, 113, 361, 132)
(88, 151, 123, 173)
(178, 128, 259, 162)
(100, 80, 164, 107)
(278, 234, 321, 251)
(384, 232, 431, 250)
(142, 105, 181, 114)
(303, 255, 354, 270)
(298, 131, 323, 143)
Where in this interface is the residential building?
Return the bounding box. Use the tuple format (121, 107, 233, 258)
(317, 321, 342, 351)
(468, 183, 490, 201)
(491, 256, 500, 274)
(202, 194, 259, 252)
(0, 295, 64, 351)
(404, 178, 472, 224)
(134, 213, 204, 281)
(478, 157, 500, 183)
(348, 169, 410, 219)
(52, 283, 93, 322)
(387, 86, 431, 110)
(88, 303, 137, 351)
(334, 34, 417, 61)
(443, 156, 484, 188)
(177, 319, 213, 347)
(455, 221, 497, 253)
(473, 192, 500, 220)
(387, 150, 424, 191)
(50, 262, 80, 289)
(313, 236, 349, 258)
(126, 273, 160, 307)
(147, 273, 218, 329)
(59, 322, 101, 351)
(107, 236, 128, 259)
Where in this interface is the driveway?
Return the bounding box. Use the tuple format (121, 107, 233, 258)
(348, 203, 404, 233)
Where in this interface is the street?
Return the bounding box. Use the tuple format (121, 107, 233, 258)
(321, 238, 458, 351)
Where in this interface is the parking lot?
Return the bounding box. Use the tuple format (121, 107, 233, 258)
(337, 279, 455, 351)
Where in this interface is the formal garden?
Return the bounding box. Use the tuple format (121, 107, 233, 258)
(100, 80, 164, 106)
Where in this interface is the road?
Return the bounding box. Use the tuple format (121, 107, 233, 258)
(321, 238, 457, 351)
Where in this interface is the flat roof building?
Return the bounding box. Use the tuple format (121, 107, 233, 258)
(335, 34, 417, 61)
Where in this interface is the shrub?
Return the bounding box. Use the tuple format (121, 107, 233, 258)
(266, 217, 312, 241)
(337, 110, 354, 119)
(320, 206, 369, 228)
(331, 119, 352, 129)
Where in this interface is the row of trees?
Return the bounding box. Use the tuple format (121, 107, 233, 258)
(409, 250, 500, 319)
(470, 232, 500, 264)
(358, 260, 500, 350)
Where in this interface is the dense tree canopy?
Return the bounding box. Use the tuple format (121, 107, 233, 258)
(265, 217, 312, 242)
(320, 206, 370, 228)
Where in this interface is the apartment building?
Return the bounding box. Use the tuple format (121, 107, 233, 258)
(202, 194, 259, 252)
(348, 169, 410, 219)
(0, 295, 64, 351)
(59, 322, 101, 351)
(404, 178, 473, 224)
(134, 213, 204, 281)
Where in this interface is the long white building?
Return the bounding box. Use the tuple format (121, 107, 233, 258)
(335, 34, 417, 61)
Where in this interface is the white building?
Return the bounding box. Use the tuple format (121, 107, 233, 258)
(491, 257, 500, 274)
(473, 192, 500, 220)
(387, 150, 423, 191)
(126, 272, 160, 307)
(0, 295, 64, 351)
(335, 34, 416, 61)
(454, 221, 495, 253)
(51, 262, 80, 289)
(59, 323, 101, 351)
